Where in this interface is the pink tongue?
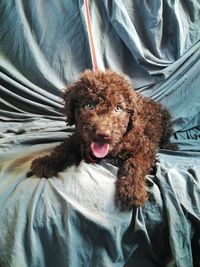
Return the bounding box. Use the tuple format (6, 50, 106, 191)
(91, 142, 110, 158)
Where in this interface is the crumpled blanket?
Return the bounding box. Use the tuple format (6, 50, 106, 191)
(0, 1, 200, 266)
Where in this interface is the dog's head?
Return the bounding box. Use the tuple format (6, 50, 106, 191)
(63, 70, 139, 159)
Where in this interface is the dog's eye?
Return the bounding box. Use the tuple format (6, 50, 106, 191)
(115, 106, 121, 112)
(84, 102, 95, 110)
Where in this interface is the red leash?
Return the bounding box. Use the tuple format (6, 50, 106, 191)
(84, 0, 99, 71)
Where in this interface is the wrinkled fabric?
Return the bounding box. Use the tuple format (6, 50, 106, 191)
(0, 1, 200, 267)
(0, 144, 200, 267)
(0, 0, 200, 135)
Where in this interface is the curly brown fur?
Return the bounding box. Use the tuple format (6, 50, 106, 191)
(31, 70, 177, 208)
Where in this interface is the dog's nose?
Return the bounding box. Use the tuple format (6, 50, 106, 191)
(95, 129, 111, 140)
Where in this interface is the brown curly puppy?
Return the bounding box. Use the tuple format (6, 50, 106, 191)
(31, 70, 177, 208)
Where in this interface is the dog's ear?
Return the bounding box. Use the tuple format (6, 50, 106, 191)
(125, 92, 141, 133)
(126, 109, 136, 133)
(62, 84, 78, 126)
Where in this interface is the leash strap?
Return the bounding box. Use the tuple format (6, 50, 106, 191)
(84, 0, 99, 71)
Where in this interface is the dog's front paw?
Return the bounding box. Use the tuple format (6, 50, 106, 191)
(116, 177, 148, 208)
(30, 156, 58, 178)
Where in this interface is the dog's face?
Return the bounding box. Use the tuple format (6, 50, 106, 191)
(74, 91, 131, 158)
(63, 70, 138, 159)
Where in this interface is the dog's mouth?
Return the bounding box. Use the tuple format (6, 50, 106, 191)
(90, 142, 110, 158)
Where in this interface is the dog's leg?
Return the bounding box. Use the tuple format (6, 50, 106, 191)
(116, 154, 154, 208)
(30, 135, 81, 178)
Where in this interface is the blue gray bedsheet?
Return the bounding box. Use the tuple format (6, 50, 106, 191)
(0, 1, 200, 266)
